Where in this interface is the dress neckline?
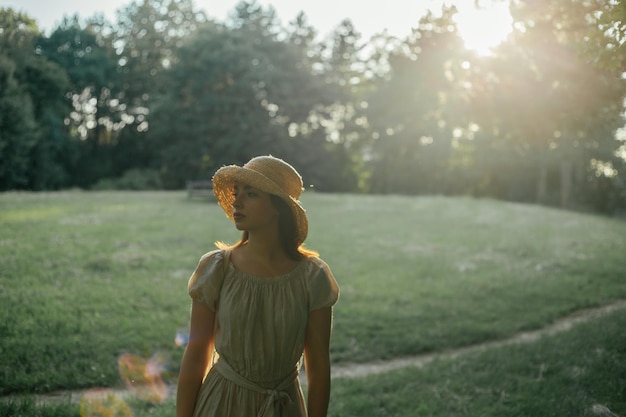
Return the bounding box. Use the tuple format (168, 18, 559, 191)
(226, 258, 306, 283)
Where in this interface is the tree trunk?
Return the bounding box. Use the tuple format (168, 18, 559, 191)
(536, 164, 548, 204)
(560, 159, 573, 209)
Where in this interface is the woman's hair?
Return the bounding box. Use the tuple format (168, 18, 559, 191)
(269, 195, 318, 260)
(215, 194, 318, 260)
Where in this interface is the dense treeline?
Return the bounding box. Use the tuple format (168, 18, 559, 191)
(1, 0, 625, 212)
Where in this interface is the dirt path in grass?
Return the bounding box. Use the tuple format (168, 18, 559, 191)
(331, 299, 626, 379)
(9, 299, 626, 404)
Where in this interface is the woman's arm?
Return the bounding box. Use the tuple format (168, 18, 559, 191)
(303, 306, 333, 417)
(176, 301, 215, 417)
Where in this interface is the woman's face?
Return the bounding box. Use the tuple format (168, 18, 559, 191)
(231, 182, 279, 233)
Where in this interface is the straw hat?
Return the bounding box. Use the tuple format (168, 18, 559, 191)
(212, 155, 308, 246)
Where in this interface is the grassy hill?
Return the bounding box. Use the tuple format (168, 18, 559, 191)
(1, 191, 625, 416)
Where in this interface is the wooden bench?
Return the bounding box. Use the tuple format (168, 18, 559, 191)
(186, 180, 215, 200)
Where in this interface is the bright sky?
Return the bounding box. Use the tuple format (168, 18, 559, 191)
(1, 0, 513, 54)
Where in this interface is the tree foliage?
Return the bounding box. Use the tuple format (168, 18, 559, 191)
(0, 0, 624, 212)
(149, 2, 341, 189)
(0, 9, 75, 190)
(366, 6, 469, 195)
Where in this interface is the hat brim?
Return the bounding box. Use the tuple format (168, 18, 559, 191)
(212, 165, 308, 245)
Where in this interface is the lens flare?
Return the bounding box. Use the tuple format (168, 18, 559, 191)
(80, 389, 133, 417)
(117, 353, 168, 403)
(175, 328, 189, 347)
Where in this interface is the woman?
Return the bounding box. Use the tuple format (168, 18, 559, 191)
(176, 155, 339, 417)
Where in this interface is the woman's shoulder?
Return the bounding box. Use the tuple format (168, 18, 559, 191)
(195, 248, 232, 271)
(302, 255, 329, 268)
(188, 249, 229, 310)
(301, 256, 335, 281)
(192, 249, 227, 276)
(301, 256, 339, 308)
(198, 248, 226, 263)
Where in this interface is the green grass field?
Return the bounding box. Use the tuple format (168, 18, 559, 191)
(1, 191, 625, 416)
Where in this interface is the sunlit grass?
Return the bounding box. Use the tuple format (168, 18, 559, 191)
(328, 307, 626, 417)
(3, 301, 625, 417)
(309, 193, 626, 363)
(0, 190, 625, 415)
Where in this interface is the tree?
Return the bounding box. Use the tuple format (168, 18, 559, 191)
(0, 55, 38, 189)
(365, 6, 468, 195)
(35, 16, 125, 186)
(114, 0, 207, 108)
(149, 22, 285, 187)
(482, 0, 626, 209)
(0, 8, 74, 190)
(533, 0, 626, 71)
(305, 19, 373, 192)
(148, 2, 344, 189)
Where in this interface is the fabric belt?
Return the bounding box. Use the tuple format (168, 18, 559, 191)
(214, 358, 298, 417)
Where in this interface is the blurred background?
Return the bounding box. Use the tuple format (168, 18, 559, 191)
(1, 0, 625, 214)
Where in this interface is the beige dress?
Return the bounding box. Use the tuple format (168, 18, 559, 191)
(187, 249, 339, 417)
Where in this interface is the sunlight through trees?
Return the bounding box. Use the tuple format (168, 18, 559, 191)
(1, 0, 625, 212)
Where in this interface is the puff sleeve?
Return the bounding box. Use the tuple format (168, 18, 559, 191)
(306, 257, 340, 311)
(187, 250, 226, 311)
